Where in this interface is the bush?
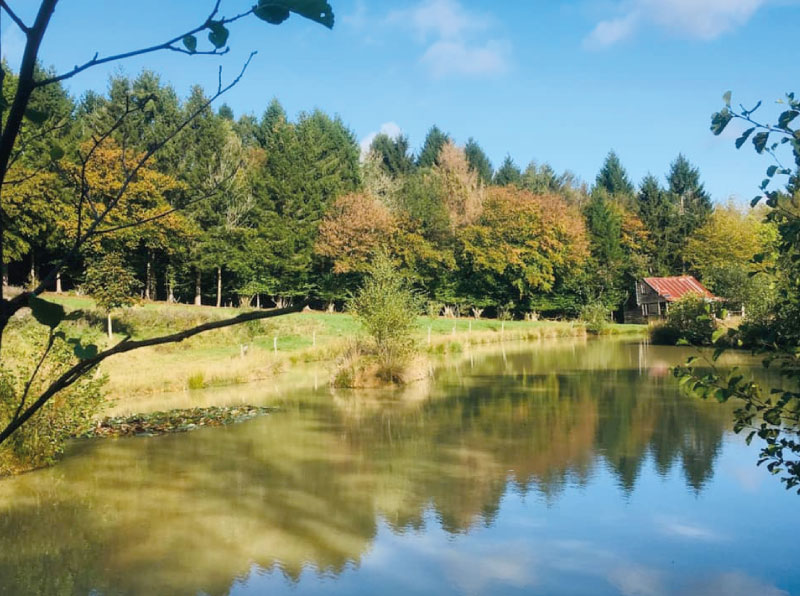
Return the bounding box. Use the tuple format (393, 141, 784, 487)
(1, 324, 106, 475)
(347, 253, 421, 382)
(580, 302, 611, 334)
(650, 293, 717, 346)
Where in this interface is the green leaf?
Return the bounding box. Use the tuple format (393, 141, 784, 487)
(753, 131, 769, 153)
(49, 144, 65, 160)
(253, 3, 290, 24)
(24, 108, 49, 124)
(183, 34, 197, 53)
(778, 110, 798, 129)
(723, 90, 732, 106)
(751, 195, 762, 207)
(207, 21, 229, 48)
(29, 296, 65, 329)
(710, 109, 733, 136)
(735, 127, 755, 149)
(254, 1, 335, 29)
(767, 165, 778, 177)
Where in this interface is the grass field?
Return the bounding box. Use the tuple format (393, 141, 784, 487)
(25, 293, 645, 398)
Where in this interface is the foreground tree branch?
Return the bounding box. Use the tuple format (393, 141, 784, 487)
(0, 302, 306, 445)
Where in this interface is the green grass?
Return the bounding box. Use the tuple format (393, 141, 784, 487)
(32, 292, 645, 397)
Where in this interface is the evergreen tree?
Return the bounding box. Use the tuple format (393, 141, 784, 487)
(585, 190, 624, 305)
(637, 174, 675, 274)
(595, 150, 635, 199)
(493, 155, 522, 187)
(464, 137, 493, 184)
(666, 154, 712, 272)
(250, 109, 361, 299)
(218, 103, 234, 121)
(258, 98, 288, 147)
(416, 125, 450, 168)
(370, 133, 415, 177)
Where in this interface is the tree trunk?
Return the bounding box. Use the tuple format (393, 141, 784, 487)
(55, 271, 62, 293)
(256, 294, 261, 309)
(145, 254, 152, 301)
(194, 270, 202, 306)
(107, 313, 113, 340)
(216, 266, 222, 308)
(28, 252, 36, 289)
(1, 263, 8, 288)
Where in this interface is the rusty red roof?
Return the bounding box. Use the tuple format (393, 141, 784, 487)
(643, 276, 717, 302)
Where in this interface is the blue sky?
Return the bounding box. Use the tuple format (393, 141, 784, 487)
(3, 0, 799, 201)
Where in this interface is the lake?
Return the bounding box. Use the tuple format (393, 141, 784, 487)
(0, 338, 797, 596)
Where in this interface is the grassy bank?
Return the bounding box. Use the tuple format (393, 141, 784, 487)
(26, 294, 645, 399)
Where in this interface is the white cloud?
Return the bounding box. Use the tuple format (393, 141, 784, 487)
(684, 572, 789, 596)
(421, 39, 511, 78)
(584, 0, 769, 48)
(359, 122, 403, 157)
(654, 515, 723, 541)
(390, 0, 488, 42)
(388, 0, 511, 78)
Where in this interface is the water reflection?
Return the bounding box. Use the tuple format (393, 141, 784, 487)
(0, 339, 795, 596)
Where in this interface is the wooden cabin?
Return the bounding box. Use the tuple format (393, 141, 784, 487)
(628, 276, 718, 322)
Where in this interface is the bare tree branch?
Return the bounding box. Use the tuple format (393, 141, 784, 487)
(35, 2, 255, 88)
(0, 1, 29, 34)
(0, 302, 306, 445)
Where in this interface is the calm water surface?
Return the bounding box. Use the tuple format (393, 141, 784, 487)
(0, 338, 797, 596)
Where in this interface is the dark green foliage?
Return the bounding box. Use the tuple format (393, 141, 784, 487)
(218, 104, 234, 120)
(370, 133, 415, 177)
(416, 125, 450, 168)
(464, 137, 493, 184)
(595, 151, 634, 199)
(249, 108, 361, 297)
(667, 154, 712, 272)
(584, 190, 625, 307)
(637, 174, 675, 274)
(493, 155, 521, 186)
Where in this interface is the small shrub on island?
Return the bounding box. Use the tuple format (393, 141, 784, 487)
(580, 302, 612, 334)
(336, 253, 423, 387)
(650, 293, 718, 346)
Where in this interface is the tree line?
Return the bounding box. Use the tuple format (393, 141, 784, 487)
(3, 65, 772, 319)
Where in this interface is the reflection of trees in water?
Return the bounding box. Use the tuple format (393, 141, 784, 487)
(0, 341, 729, 595)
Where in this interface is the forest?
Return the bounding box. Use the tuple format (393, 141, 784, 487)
(3, 64, 775, 321)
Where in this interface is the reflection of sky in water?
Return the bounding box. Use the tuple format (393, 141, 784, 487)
(0, 339, 797, 596)
(231, 451, 796, 596)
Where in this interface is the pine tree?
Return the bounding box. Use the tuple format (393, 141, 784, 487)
(464, 137, 493, 184)
(416, 125, 450, 168)
(251, 109, 361, 299)
(370, 133, 415, 177)
(595, 150, 635, 199)
(493, 155, 522, 187)
(258, 98, 288, 147)
(637, 174, 674, 274)
(667, 154, 712, 272)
